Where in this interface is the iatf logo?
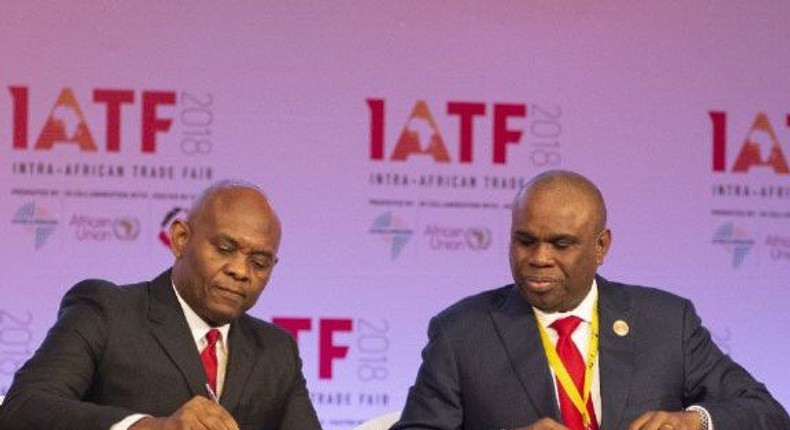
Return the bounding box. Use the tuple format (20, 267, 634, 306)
(13, 202, 57, 249)
(712, 222, 754, 268)
(710, 111, 790, 174)
(368, 99, 528, 164)
(369, 212, 413, 260)
(9, 86, 175, 153)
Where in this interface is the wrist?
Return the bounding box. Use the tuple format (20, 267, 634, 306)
(129, 417, 156, 430)
(685, 405, 712, 430)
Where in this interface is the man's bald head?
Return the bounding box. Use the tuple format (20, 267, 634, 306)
(186, 180, 280, 231)
(514, 170, 608, 232)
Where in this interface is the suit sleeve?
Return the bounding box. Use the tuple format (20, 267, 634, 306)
(682, 300, 790, 429)
(0, 281, 135, 430)
(276, 333, 322, 430)
(391, 316, 464, 430)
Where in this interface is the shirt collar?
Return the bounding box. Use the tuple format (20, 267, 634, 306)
(171, 282, 230, 352)
(533, 278, 598, 328)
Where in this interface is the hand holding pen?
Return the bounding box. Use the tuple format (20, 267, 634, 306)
(129, 394, 239, 430)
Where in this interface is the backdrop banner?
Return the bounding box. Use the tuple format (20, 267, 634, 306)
(1, 2, 789, 428)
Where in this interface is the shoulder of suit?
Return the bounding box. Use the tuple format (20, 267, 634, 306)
(64, 278, 119, 303)
(433, 284, 513, 323)
(236, 313, 297, 344)
(599, 278, 693, 309)
(61, 277, 152, 312)
(69, 277, 150, 297)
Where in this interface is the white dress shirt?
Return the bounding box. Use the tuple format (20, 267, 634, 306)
(533, 280, 603, 426)
(532, 280, 713, 429)
(110, 283, 230, 430)
(173, 284, 230, 398)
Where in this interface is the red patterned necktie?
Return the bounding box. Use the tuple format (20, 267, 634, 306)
(201, 328, 221, 393)
(550, 316, 598, 430)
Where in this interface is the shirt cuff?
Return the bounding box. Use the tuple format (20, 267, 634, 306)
(685, 405, 713, 430)
(109, 413, 150, 430)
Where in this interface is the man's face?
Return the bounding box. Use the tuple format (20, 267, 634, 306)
(170, 189, 280, 325)
(509, 185, 610, 313)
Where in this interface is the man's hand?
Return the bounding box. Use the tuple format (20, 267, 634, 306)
(130, 396, 240, 430)
(512, 417, 570, 429)
(628, 410, 702, 430)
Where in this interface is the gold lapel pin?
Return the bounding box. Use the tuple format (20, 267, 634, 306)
(613, 320, 629, 337)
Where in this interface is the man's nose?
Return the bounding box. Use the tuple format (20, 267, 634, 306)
(224, 253, 250, 281)
(528, 243, 554, 266)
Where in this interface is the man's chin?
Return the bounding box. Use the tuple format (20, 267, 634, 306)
(204, 306, 241, 326)
(518, 286, 564, 313)
(529, 299, 562, 313)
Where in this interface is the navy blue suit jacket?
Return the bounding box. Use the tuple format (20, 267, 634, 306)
(393, 277, 790, 430)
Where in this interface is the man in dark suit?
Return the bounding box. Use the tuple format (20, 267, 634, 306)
(393, 170, 790, 430)
(0, 181, 321, 430)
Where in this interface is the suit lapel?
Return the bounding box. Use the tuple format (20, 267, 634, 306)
(597, 277, 635, 430)
(146, 270, 208, 397)
(490, 286, 560, 421)
(219, 317, 255, 411)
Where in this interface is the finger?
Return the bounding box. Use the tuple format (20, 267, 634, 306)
(630, 410, 677, 430)
(175, 397, 237, 430)
(194, 402, 239, 430)
(652, 411, 697, 430)
(629, 411, 658, 430)
(183, 395, 216, 411)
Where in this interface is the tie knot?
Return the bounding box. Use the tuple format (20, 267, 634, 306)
(205, 328, 221, 347)
(550, 316, 582, 339)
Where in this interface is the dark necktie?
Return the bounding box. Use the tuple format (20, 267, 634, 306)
(201, 328, 221, 394)
(550, 316, 598, 430)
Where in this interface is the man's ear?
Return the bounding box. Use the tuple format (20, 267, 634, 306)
(169, 219, 190, 258)
(596, 228, 612, 265)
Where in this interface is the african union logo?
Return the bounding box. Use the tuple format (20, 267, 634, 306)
(69, 215, 141, 242)
(712, 222, 754, 268)
(12, 202, 58, 250)
(423, 225, 492, 252)
(465, 227, 492, 250)
(113, 217, 141, 240)
(369, 212, 413, 260)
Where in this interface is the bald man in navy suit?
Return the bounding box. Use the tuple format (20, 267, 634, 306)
(0, 181, 321, 430)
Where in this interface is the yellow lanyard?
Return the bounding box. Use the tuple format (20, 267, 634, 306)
(536, 300, 599, 429)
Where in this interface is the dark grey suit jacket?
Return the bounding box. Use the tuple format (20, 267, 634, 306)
(0, 270, 321, 430)
(393, 276, 790, 430)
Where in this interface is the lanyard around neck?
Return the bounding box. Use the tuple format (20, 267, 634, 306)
(536, 300, 599, 429)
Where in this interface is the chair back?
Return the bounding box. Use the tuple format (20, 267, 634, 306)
(352, 411, 401, 430)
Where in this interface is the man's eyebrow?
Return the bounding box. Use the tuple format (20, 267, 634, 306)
(249, 249, 276, 259)
(512, 230, 535, 238)
(544, 233, 578, 242)
(216, 234, 276, 257)
(216, 235, 239, 247)
(513, 231, 576, 241)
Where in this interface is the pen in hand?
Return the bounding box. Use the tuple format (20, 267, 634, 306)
(205, 383, 220, 403)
